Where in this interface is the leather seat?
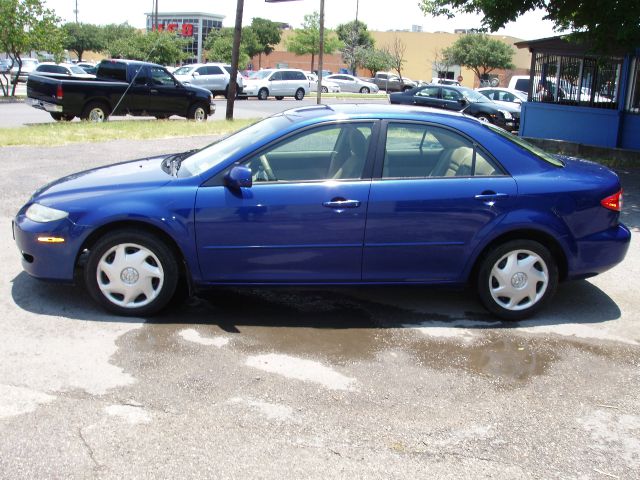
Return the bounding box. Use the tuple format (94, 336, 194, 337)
(331, 129, 368, 179)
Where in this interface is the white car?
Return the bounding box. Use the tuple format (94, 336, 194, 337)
(305, 73, 340, 93)
(173, 63, 244, 98)
(476, 87, 527, 109)
(242, 69, 310, 100)
(10, 58, 39, 83)
(325, 74, 379, 94)
(31, 62, 95, 79)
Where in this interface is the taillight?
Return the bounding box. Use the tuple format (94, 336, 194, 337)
(601, 189, 623, 212)
(56, 84, 63, 100)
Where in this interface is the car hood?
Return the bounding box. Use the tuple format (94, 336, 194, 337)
(32, 156, 173, 204)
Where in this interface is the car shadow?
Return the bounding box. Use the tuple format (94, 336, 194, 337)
(11, 272, 621, 331)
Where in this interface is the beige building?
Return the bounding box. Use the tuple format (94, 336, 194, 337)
(251, 30, 531, 88)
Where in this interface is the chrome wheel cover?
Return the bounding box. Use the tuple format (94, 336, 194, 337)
(96, 243, 164, 309)
(89, 107, 105, 122)
(489, 249, 549, 311)
(193, 107, 206, 121)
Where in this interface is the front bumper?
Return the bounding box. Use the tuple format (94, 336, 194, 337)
(13, 214, 88, 282)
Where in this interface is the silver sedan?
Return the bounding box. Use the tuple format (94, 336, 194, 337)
(325, 74, 379, 94)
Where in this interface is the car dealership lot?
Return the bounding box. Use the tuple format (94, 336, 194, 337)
(1, 135, 639, 478)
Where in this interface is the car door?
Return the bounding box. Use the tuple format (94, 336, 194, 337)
(146, 66, 187, 115)
(413, 86, 442, 108)
(189, 66, 209, 89)
(194, 121, 378, 282)
(205, 65, 225, 92)
(363, 121, 518, 282)
(441, 87, 465, 111)
(268, 70, 285, 95)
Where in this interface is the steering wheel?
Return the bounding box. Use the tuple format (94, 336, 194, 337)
(259, 154, 277, 181)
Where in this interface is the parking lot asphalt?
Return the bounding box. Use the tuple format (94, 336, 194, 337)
(0, 137, 639, 479)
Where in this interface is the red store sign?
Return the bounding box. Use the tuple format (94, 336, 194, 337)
(153, 23, 194, 36)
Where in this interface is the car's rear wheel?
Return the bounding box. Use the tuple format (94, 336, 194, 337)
(81, 102, 110, 122)
(275, 96, 284, 100)
(50, 113, 75, 121)
(294, 88, 305, 100)
(360, 87, 370, 94)
(476, 115, 491, 123)
(321, 86, 328, 93)
(187, 103, 208, 121)
(84, 229, 179, 316)
(258, 88, 269, 100)
(477, 240, 558, 321)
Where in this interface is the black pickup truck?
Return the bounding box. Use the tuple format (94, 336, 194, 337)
(27, 59, 215, 122)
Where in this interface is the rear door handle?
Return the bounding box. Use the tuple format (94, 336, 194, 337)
(474, 193, 509, 200)
(323, 199, 361, 209)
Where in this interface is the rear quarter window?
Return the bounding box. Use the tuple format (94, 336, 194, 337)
(97, 62, 128, 81)
(515, 78, 529, 93)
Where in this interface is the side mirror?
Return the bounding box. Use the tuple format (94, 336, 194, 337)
(225, 165, 252, 189)
(514, 98, 522, 104)
(192, 72, 200, 77)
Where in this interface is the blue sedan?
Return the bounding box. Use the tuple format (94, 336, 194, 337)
(13, 105, 630, 320)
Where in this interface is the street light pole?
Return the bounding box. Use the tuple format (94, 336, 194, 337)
(316, 0, 324, 105)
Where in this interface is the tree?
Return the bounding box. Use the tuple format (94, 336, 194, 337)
(203, 27, 254, 69)
(0, 0, 64, 96)
(445, 33, 514, 83)
(100, 23, 137, 56)
(432, 48, 455, 79)
(361, 48, 393, 76)
(286, 12, 342, 72)
(336, 20, 374, 75)
(62, 22, 104, 61)
(107, 31, 190, 66)
(250, 17, 281, 69)
(386, 36, 407, 81)
(418, 0, 640, 53)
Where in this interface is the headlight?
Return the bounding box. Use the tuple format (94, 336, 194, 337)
(499, 109, 513, 120)
(25, 203, 69, 223)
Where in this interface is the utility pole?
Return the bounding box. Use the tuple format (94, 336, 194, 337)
(74, 0, 78, 23)
(316, 0, 324, 105)
(226, 0, 245, 120)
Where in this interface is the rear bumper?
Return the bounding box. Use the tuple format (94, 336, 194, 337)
(28, 98, 63, 113)
(568, 224, 632, 279)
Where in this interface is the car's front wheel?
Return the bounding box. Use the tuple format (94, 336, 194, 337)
(360, 87, 370, 94)
(258, 88, 269, 100)
(294, 88, 305, 100)
(187, 103, 208, 121)
(477, 240, 558, 321)
(84, 229, 179, 316)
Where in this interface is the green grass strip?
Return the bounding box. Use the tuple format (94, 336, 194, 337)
(0, 118, 258, 147)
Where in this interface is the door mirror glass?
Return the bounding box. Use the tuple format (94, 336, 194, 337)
(225, 165, 252, 189)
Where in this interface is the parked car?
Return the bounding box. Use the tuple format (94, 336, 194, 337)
(369, 72, 417, 92)
(27, 59, 215, 122)
(13, 104, 630, 319)
(31, 62, 95, 79)
(389, 85, 521, 132)
(242, 68, 309, 100)
(431, 78, 461, 86)
(0, 58, 12, 73)
(477, 87, 528, 108)
(76, 62, 97, 75)
(172, 62, 244, 98)
(11, 57, 39, 83)
(305, 72, 340, 93)
(325, 74, 379, 94)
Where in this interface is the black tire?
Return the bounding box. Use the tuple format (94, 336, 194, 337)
(477, 240, 558, 321)
(258, 88, 269, 100)
(321, 86, 328, 93)
(275, 96, 284, 100)
(476, 115, 491, 123)
(50, 112, 74, 121)
(359, 87, 370, 94)
(294, 88, 305, 100)
(187, 103, 208, 121)
(84, 229, 179, 316)
(81, 101, 110, 122)
(155, 114, 170, 120)
(402, 86, 412, 92)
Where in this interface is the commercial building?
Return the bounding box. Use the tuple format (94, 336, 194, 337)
(145, 12, 224, 63)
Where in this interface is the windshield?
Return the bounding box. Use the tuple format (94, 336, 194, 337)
(461, 88, 490, 103)
(177, 115, 296, 177)
(251, 70, 273, 80)
(484, 123, 564, 167)
(173, 66, 193, 75)
(70, 66, 86, 74)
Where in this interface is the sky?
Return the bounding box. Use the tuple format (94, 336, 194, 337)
(44, 0, 560, 41)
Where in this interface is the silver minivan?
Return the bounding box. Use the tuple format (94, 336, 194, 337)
(242, 69, 310, 100)
(173, 62, 244, 98)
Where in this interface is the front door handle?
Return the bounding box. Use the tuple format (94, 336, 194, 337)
(474, 193, 509, 201)
(323, 199, 361, 209)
